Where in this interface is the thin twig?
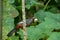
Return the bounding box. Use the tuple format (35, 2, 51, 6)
(22, 0, 27, 40)
(43, 0, 51, 10)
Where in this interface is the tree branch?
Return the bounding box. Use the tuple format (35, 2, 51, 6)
(22, 0, 27, 40)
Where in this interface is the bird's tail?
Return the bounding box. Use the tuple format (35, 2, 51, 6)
(7, 28, 16, 37)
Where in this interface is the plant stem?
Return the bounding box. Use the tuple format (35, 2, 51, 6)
(43, 0, 51, 10)
(22, 0, 27, 40)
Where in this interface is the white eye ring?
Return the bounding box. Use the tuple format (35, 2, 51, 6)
(34, 18, 38, 22)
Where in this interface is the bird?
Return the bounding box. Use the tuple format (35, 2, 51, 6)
(7, 17, 38, 37)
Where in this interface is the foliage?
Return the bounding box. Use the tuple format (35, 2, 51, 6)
(2, 0, 19, 40)
(47, 32, 60, 40)
(2, 0, 60, 40)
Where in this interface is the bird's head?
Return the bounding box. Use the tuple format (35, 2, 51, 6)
(30, 17, 38, 22)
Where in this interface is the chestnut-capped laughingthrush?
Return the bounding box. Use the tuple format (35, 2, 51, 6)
(7, 17, 38, 37)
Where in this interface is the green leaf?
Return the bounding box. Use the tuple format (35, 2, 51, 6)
(34, 10, 60, 22)
(25, 0, 39, 9)
(48, 7, 58, 13)
(34, 10, 46, 22)
(18, 26, 44, 40)
(3, 1, 19, 18)
(34, 10, 60, 37)
(10, 36, 19, 40)
(47, 32, 60, 40)
(26, 27, 43, 40)
(3, 0, 15, 4)
(45, 17, 60, 29)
